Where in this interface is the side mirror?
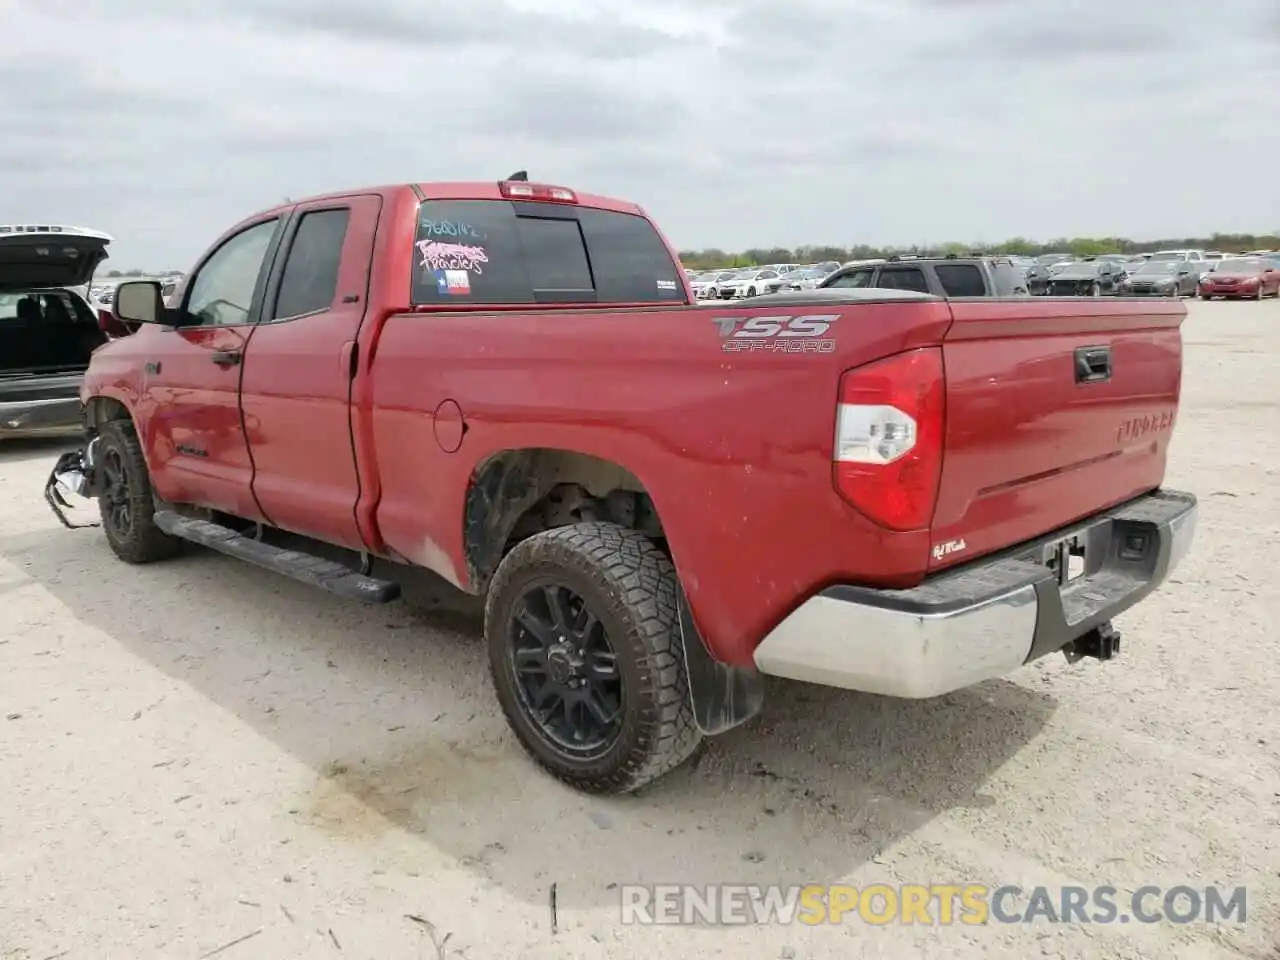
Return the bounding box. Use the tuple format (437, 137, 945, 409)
(113, 281, 165, 325)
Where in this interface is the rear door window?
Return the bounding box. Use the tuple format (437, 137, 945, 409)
(935, 263, 986, 296)
(270, 208, 349, 320)
(876, 267, 929, 292)
(410, 200, 683, 305)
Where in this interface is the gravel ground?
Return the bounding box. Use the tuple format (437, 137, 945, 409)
(1, 298, 1277, 960)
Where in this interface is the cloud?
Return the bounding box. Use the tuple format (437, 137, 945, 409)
(2, 0, 1277, 268)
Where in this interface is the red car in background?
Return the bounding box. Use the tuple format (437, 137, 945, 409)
(1198, 257, 1280, 300)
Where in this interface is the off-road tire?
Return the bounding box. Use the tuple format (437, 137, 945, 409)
(485, 521, 703, 794)
(96, 419, 182, 564)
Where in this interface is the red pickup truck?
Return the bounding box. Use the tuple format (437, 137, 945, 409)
(46, 178, 1198, 795)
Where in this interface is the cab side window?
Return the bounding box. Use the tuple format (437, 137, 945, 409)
(826, 268, 875, 289)
(185, 219, 279, 327)
(270, 209, 350, 320)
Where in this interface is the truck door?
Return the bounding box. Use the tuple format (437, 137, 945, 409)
(238, 195, 382, 552)
(139, 215, 284, 519)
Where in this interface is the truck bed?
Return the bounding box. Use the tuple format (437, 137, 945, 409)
(365, 290, 1185, 664)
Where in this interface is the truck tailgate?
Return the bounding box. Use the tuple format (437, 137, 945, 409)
(929, 299, 1184, 571)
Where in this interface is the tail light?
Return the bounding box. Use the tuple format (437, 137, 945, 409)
(833, 347, 945, 531)
(499, 181, 578, 203)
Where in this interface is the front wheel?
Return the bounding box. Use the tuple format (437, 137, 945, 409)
(485, 522, 702, 794)
(1089, 283, 1101, 297)
(95, 420, 182, 564)
(746, 286, 757, 298)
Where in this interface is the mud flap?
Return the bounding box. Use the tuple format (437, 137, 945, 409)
(44, 441, 100, 529)
(677, 587, 765, 735)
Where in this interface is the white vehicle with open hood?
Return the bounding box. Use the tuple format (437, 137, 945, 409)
(0, 224, 124, 439)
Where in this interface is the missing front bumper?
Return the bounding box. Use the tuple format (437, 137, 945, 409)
(44, 438, 101, 529)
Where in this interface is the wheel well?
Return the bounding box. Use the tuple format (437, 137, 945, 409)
(83, 397, 132, 434)
(463, 449, 665, 593)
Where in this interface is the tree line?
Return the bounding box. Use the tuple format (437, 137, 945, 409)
(677, 232, 1280, 270)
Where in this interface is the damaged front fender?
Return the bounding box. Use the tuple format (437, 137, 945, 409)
(44, 437, 101, 529)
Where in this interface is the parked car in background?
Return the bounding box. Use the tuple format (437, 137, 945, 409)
(760, 270, 805, 295)
(780, 266, 837, 291)
(1117, 260, 1200, 297)
(0, 224, 122, 439)
(1026, 253, 1076, 295)
(811, 260, 841, 275)
(1197, 257, 1280, 300)
(1046, 258, 1127, 296)
(819, 255, 1029, 297)
(721, 267, 783, 299)
(691, 269, 741, 300)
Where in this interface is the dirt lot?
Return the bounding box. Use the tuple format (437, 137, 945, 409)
(2, 298, 1278, 960)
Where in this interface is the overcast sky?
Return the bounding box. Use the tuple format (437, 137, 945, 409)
(5, 0, 1278, 268)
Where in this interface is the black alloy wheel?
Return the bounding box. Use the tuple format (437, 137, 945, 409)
(94, 419, 182, 564)
(98, 446, 133, 541)
(484, 522, 703, 794)
(508, 582, 622, 757)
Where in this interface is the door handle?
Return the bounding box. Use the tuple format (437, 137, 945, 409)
(1074, 346, 1111, 383)
(211, 350, 241, 367)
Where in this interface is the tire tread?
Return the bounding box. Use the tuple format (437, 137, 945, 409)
(484, 521, 702, 794)
(97, 420, 182, 564)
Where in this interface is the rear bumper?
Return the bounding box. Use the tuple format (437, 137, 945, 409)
(752, 489, 1197, 698)
(0, 395, 84, 439)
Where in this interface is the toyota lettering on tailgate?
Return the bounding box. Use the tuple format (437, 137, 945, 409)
(1116, 410, 1174, 444)
(711, 314, 840, 353)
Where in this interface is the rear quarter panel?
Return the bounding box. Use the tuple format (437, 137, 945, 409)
(363, 299, 953, 665)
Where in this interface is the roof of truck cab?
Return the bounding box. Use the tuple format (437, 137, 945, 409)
(258, 182, 646, 216)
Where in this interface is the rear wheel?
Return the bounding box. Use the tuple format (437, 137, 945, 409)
(95, 420, 182, 564)
(485, 522, 702, 794)
(1089, 283, 1101, 297)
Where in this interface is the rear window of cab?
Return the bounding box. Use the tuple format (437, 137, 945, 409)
(410, 200, 685, 306)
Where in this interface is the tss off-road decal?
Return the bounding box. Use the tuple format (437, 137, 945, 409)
(711, 315, 840, 353)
